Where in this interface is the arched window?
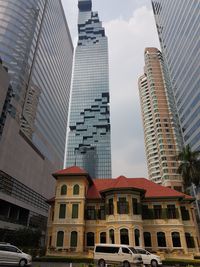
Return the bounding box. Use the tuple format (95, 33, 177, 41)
(100, 232, 106, 243)
(185, 233, 195, 248)
(61, 185, 67, 195)
(172, 232, 181, 247)
(73, 184, 80, 195)
(87, 232, 95, 246)
(120, 229, 129, 245)
(144, 232, 152, 247)
(135, 229, 140, 246)
(70, 231, 78, 247)
(109, 229, 115, 244)
(56, 231, 64, 247)
(157, 232, 166, 247)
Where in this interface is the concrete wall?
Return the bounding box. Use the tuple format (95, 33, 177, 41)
(0, 115, 56, 199)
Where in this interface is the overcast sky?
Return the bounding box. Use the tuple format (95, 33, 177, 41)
(61, 0, 160, 178)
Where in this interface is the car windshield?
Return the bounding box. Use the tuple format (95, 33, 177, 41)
(129, 247, 137, 254)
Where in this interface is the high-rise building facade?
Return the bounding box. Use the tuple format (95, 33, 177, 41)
(65, 0, 112, 178)
(139, 48, 183, 189)
(151, 0, 200, 151)
(0, 0, 73, 235)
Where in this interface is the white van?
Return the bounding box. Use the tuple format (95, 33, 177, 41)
(135, 248, 162, 267)
(0, 243, 32, 266)
(94, 244, 144, 267)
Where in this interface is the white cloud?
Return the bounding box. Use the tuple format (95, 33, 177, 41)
(105, 6, 160, 178)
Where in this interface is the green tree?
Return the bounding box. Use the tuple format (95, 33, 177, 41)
(1, 228, 42, 248)
(177, 145, 200, 188)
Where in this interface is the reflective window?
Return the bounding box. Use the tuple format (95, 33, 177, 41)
(61, 185, 67, 195)
(157, 232, 166, 247)
(57, 231, 64, 247)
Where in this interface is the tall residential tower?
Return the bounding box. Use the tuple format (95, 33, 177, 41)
(0, 0, 73, 236)
(139, 48, 183, 190)
(151, 0, 200, 151)
(65, 0, 112, 178)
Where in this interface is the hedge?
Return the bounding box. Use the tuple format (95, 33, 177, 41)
(33, 256, 94, 263)
(33, 256, 200, 266)
(163, 258, 200, 266)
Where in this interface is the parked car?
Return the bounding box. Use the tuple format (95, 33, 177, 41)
(94, 243, 144, 267)
(135, 248, 162, 267)
(0, 243, 32, 266)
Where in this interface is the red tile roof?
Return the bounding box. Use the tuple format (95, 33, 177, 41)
(87, 175, 192, 200)
(53, 166, 88, 177)
(48, 168, 192, 203)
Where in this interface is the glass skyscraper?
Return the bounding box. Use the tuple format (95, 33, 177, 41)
(0, 0, 73, 163)
(0, 0, 73, 235)
(65, 0, 112, 178)
(151, 0, 200, 151)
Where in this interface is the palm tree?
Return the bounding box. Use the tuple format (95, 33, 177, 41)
(177, 145, 200, 188)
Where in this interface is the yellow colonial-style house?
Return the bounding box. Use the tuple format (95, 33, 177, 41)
(46, 166, 200, 259)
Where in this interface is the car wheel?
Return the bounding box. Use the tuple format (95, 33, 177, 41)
(98, 259, 105, 267)
(151, 260, 158, 267)
(123, 261, 130, 267)
(19, 259, 27, 267)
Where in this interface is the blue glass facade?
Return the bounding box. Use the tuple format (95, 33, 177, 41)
(151, 0, 200, 151)
(65, 0, 112, 178)
(0, 0, 73, 164)
(0, 0, 73, 232)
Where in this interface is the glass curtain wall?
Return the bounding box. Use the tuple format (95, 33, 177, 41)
(65, 0, 112, 178)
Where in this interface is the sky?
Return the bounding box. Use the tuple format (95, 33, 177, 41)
(61, 0, 160, 178)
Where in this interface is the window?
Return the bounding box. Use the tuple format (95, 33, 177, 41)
(142, 205, 154, 219)
(144, 232, 152, 247)
(70, 231, 78, 247)
(157, 232, 166, 247)
(132, 198, 140, 215)
(172, 232, 181, 247)
(87, 232, 95, 246)
(95, 246, 119, 253)
(181, 206, 190, 220)
(98, 206, 105, 220)
(154, 205, 162, 219)
(61, 185, 67, 195)
(135, 229, 140, 246)
(100, 232, 106, 243)
(86, 206, 96, 220)
(117, 197, 129, 214)
(59, 204, 66, 219)
(108, 198, 114, 215)
(122, 247, 130, 254)
(49, 236, 52, 246)
(72, 204, 79, 219)
(185, 233, 195, 248)
(167, 205, 178, 219)
(57, 231, 64, 247)
(4, 246, 18, 252)
(73, 184, 80, 195)
(120, 229, 129, 245)
(109, 229, 115, 244)
(137, 249, 148, 255)
(0, 246, 7, 251)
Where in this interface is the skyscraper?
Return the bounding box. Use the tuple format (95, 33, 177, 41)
(0, 0, 73, 235)
(139, 48, 183, 190)
(65, 0, 112, 178)
(151, 0, 200, 151)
